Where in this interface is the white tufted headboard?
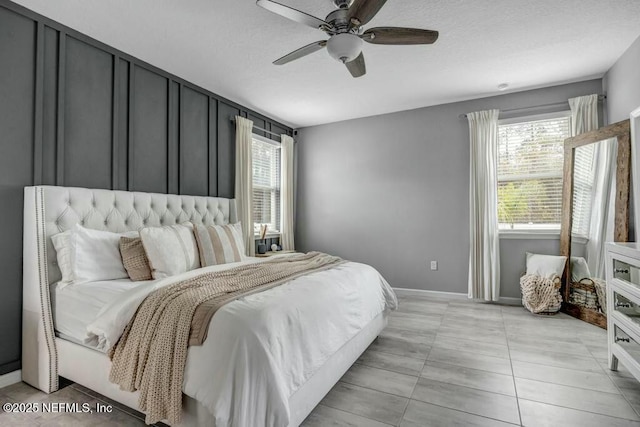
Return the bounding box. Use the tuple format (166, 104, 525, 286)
(22, 186, 237, 393)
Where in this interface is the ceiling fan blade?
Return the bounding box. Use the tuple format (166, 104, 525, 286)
(273, 40, 327, 65)
(257, 0, 327, 30)
(363, 27, 439, 45)
(348, 0, 388, 26)
(345, 52, 366, 78)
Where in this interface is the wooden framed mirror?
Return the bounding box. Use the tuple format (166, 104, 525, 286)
(560, 119, 631, 328)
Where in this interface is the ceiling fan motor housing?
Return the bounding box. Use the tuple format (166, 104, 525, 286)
(327, 33, 363, 63)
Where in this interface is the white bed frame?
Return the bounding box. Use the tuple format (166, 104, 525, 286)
(22, 185, 386, 426)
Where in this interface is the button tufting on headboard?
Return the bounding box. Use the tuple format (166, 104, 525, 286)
(34, 186, 237, 285)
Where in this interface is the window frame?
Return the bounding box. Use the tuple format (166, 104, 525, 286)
(497, 111, 572, 238)
(251, 133, 282, 238)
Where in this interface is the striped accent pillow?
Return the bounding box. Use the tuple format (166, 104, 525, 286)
(193, 223, 246, 267)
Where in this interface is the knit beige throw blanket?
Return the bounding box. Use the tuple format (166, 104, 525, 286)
(108, 251, 344, 425)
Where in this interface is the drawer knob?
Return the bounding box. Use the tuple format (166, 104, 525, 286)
(616, 337, 631, 343)
(615, 268, 630, 274)
(616, 302, 632, 308)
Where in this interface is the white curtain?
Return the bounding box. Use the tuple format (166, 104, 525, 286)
(235, 116, 255, 256)
(280, 134, 295, 250)
(569, 94, 599, 135)
(468, 109, 501, 301)
(569, 94, 615, 278)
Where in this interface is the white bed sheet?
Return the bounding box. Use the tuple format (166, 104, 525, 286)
(55, 255, 397, 426)
(52, 278, 156, 346)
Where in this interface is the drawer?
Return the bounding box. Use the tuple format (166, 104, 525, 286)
(614, 325, 640, 363)
(612, 259, 640, 289)
(613, 292, 640, 324)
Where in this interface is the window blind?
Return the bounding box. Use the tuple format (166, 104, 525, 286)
(252, 137, 281, 235)
(497, 115, 570, 229)
(572, 144, 596, 237)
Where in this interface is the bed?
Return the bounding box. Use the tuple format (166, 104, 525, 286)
(22, 185, 396, 426)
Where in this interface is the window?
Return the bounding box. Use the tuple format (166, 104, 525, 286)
(252, 135, 281, 236)
(497, 113, 571, 231)
(572, 144, 596, 237)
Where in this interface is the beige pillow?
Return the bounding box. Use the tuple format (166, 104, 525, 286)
(140, 223, 200, 279)
(193, 223, 245, 267)
(119, 237, 153, 281)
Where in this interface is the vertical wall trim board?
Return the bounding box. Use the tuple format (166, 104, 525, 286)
(178, 83, 184, 194)
(127, 64, 135, 191)
(166, 78, 171, 193)
(54, 33, 66, 186)
(111, 55, 120, 190)
(209, 98, 218, 197)
(32, 21, 44, 185)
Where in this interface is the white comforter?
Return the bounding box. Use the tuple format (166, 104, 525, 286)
(86, 255, 397, 426)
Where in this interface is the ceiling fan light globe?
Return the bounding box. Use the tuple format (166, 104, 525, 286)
(327, 33, 363, 63)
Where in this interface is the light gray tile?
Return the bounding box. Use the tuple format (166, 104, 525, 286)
(321, 382, 408, 426)
(442, 316, 506, 331)
(411, 378, 520, 424)
(437, 325, 508, 345)
(433, 334, 510, 359)
(0, 411, 42, 427)
(342, 364, 418, 398)
(512, 360, 619, 393)
(507, 335, 590, 356)
(400, 399, 516, 427)
(396, 300, 449, 316)
(302, 404, 392, 427)
(388, 312, 441, 333)
(427, 347, 512, 375)
(421, 361, 515, 396)
(370, 328, 433, 359)
(357, 349, 425, 376)
(509, 348, 602, 372)
(0, 382, 48, 403)
(515, 378, 639, 420)
(38, 413, 97, 427)
(599, 359, 637, 379)
(519, 399, 640, 427)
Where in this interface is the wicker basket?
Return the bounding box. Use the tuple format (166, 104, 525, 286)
(593, 278, 607, 314)
(569, 279, 599, 310)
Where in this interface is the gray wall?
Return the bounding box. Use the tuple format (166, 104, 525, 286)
(604, 34, 640, 123)
(296, 79, 603, 299)
(0, 1, 291, 374)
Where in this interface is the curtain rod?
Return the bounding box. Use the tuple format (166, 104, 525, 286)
(229, 117, 283, 139)
(458, 94, 607, 119)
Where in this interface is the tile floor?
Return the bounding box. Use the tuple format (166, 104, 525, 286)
(2, 291, 640, 426)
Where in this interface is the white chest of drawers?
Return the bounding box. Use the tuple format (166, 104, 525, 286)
(607, 242, 640, 380)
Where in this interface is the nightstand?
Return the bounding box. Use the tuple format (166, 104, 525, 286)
(255, 250, 296, 258)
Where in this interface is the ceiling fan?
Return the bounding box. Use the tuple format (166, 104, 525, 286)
(256, 0, 439, 78)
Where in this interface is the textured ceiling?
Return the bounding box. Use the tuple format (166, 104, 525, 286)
(12, 0, 640, 128)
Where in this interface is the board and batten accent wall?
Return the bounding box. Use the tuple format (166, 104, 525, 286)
(0, 1, 291, 374)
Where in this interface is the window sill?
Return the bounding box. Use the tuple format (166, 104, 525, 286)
(254, 233, 281, 240)
(498, 230, 589, 245)
(499, 230, 560, 240)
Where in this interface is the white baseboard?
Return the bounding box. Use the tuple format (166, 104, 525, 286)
(498, 297, 523, 306)
(0, 370, 21, 389)
(393, 287, 468, 299)
(392, 287, 522, 306)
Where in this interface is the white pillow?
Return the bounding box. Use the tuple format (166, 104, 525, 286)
(51, 226, 137, 288)
(51, 230, 75, 287)
(73, 224, 137, 284)
(140, 223, 201, 279)
(571, 256, 592, 282)
(525, 252, 567, 279)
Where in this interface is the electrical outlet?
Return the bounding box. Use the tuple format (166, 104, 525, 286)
(430, 261, 438, 271)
